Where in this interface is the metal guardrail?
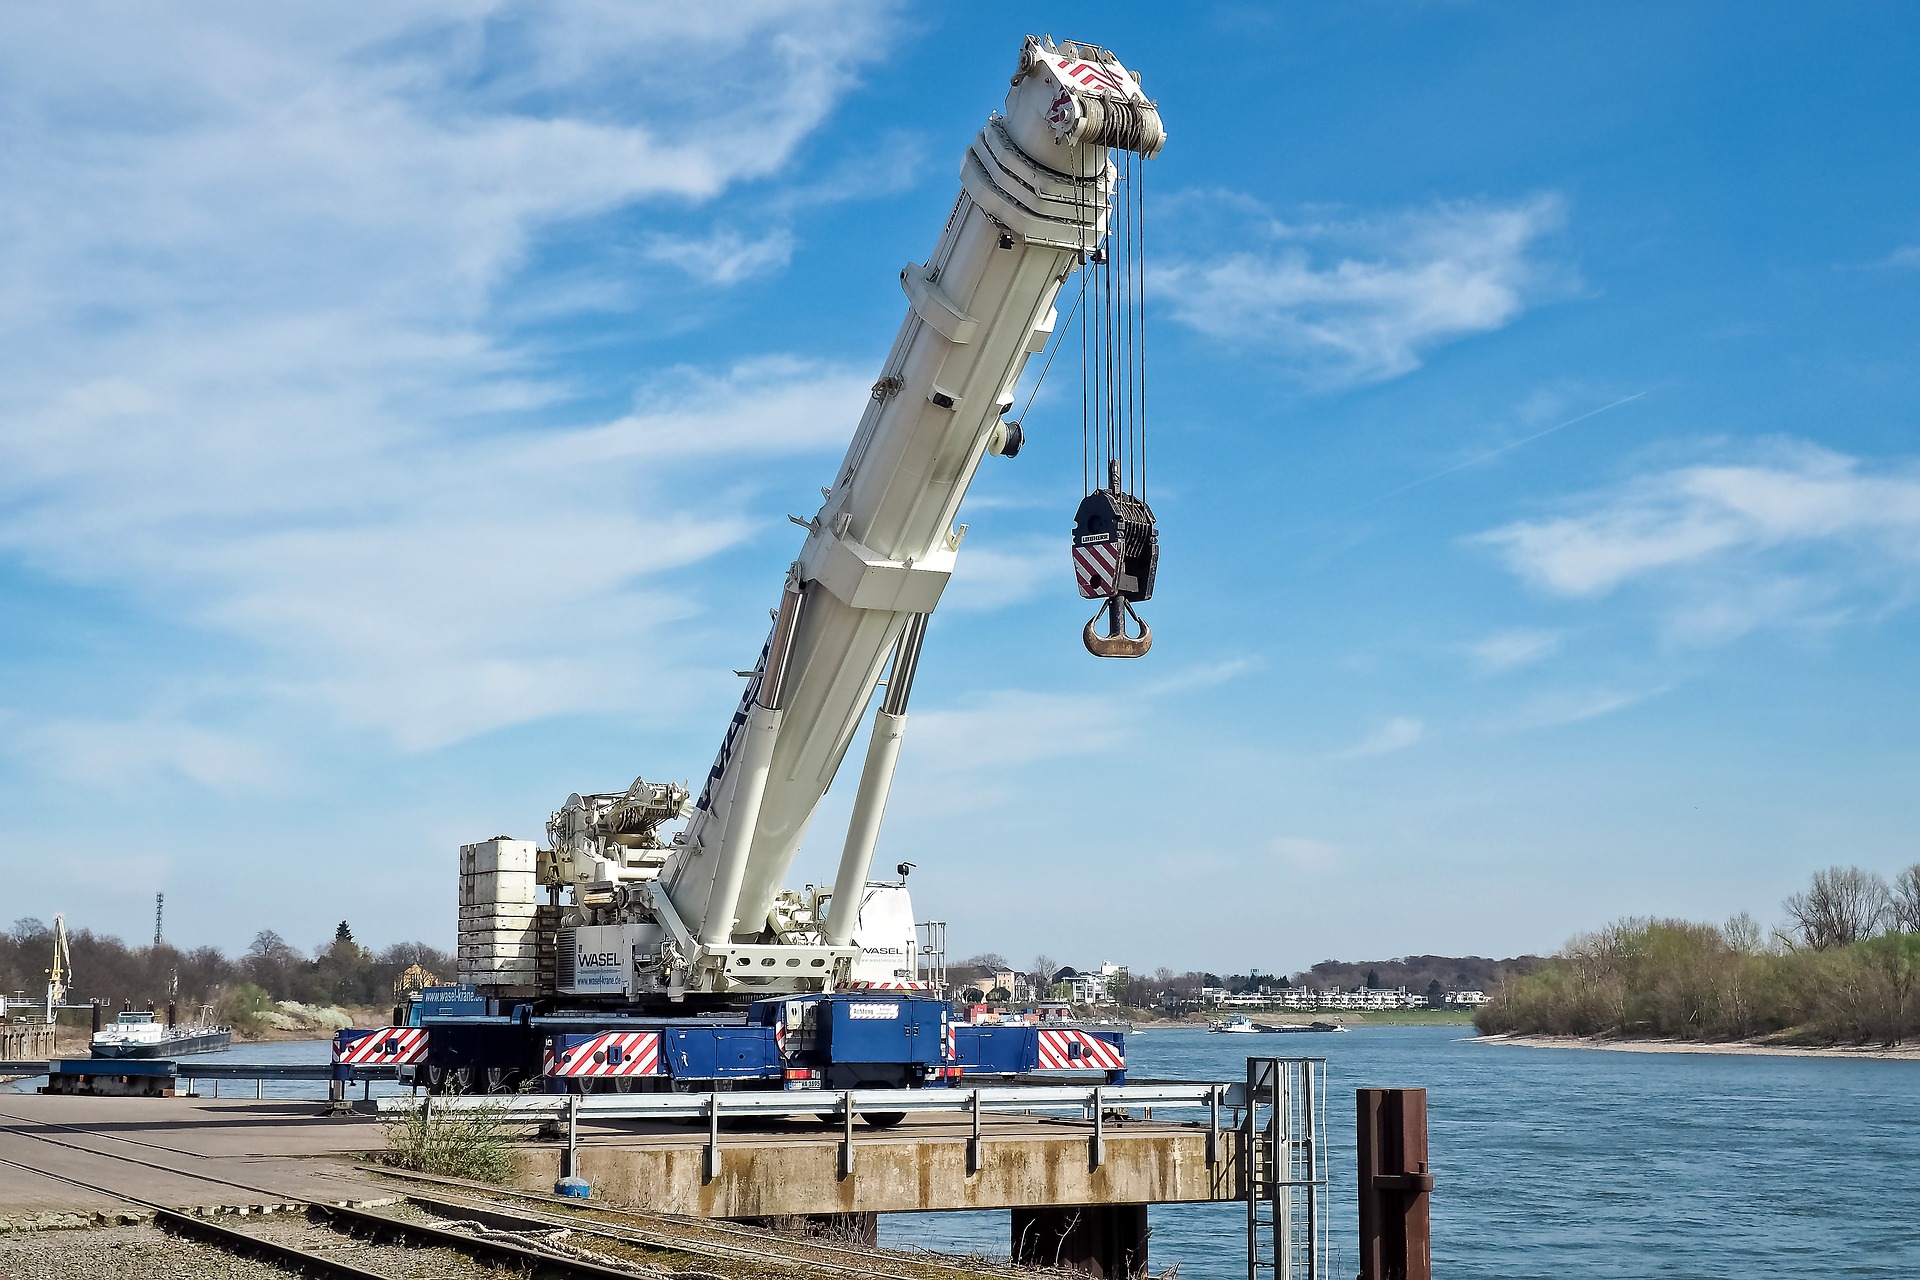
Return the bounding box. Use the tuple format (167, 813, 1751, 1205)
(2, 1060, 397, 1081)
(381, 1077, 1291, 1183)
(375, 1079, 1250, 1120)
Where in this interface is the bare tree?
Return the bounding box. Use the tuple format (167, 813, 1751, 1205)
(1723, 912, 1766, 955)
(1891, 864, 1920, 934)
(1029, 954, 1059, 995)
(1782, 866, 1892, 950)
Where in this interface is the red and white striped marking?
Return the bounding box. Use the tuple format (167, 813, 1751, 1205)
(842, 981, 927, 990)
(1073, 539, 1121, 599)
(544, 1031, 661, 1078)
(1036, 1028, 1125, 1071)
(333, 1027, 427, 1065)
(945, 1024, 957, 1062)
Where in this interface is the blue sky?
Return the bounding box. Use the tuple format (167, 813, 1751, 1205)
(3, 3, 1917, 973)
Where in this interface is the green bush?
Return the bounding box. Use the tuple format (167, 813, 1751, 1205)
(215, 982, 276, 1035)
(1476, 918, 1920, 1046)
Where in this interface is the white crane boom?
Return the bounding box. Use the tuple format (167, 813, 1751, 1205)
(491, 35, 1165, 1001)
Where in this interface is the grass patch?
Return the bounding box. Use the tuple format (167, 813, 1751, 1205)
(379, 1096, 523, 1184)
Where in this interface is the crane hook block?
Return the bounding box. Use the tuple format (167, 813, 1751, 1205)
(1072, 483, 1157, 658)
(1071, 486, 1157, 603)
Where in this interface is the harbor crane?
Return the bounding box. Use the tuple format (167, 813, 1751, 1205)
(458, 33, 1166, 1012)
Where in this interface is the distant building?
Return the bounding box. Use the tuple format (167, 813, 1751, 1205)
(1050, 961, 1127, 1006)
(1202, 985, 1483, 1012)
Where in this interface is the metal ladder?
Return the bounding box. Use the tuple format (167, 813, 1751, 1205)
(1244, 1056, 1328, 1280)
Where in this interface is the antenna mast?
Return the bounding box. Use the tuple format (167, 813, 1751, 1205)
(154, 893, 164, 948)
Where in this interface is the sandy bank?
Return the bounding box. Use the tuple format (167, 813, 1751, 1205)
(1472, 1032, 1920, 1061)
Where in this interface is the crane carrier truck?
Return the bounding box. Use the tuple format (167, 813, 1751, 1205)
(337, 33, 1164, 1104)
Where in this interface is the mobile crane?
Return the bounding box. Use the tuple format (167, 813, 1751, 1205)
(340, 33, 1163, 1095)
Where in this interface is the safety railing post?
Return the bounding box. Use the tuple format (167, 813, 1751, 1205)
(704, 1093, 721, 1182)
(839, 1090, 855, 1177)
(968, 1088, 982, 1174)
(1091, 1085, 1105, 1169)
(565, 1092, 579, 1180)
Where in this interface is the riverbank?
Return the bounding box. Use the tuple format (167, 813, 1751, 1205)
(1131, 1008, 1475, 1029)
(39, 1004, 389, 1055)
(1474, 1032, 1920, 1061)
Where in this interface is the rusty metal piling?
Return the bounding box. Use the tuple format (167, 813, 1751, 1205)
(1355, 1087, 1433, 1280)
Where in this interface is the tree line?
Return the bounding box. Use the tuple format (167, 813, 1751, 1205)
(1, 917, 451, 1023)
(947, 951, 1532, 1008)
(1476, 864, 1920, 1045)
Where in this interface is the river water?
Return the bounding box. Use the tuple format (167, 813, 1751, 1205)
(880, 1025, 1920, 1278)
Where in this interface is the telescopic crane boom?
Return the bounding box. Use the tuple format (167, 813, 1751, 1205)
(491, 35, 1165, 1003)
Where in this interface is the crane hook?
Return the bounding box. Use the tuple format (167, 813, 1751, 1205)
(1083, 595, 1151, 659)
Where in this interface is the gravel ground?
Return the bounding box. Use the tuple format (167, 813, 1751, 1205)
(0, 1216, 538, 1279)
(0, 1223, 295, 1280)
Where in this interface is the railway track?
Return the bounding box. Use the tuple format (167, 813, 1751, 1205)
(378, 1167, 1040, 1280)
(0, 1109, 1028, 1280)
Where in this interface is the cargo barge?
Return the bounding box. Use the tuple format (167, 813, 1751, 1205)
(90, 1010, 231, 1059)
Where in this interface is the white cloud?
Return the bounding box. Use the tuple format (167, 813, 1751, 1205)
(645, 227, 797, 285)
(941, 539, 1060, 612)
(1, 358, 870, 752)
(1141, 658, 1260, 698)
(1335, 716, 1424, 759)
(1474, 443, 1920, 634)
(0, 4, 894, 754)
(1270, 835, 1339, 871)
(2, 716, 279, 790)
(898, 690, 1128, 817)
(1880, 245, 1920, 269)
(909, 692, 1127, 772)
(1498, 685, 1669, 732)
(1470, 628, 1563, 672)
(1153, 194, 1570, 385)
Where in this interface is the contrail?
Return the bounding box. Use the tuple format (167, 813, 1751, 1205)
(1348, 390, 1648, 515)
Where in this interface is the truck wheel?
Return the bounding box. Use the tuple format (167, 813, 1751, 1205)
(860, 1111, 907, 1129)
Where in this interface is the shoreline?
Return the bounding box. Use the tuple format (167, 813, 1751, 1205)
(1473, 1031, 1920, 1061)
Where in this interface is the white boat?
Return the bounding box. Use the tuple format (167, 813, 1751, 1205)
(1208, 1015, 1261, 1033)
